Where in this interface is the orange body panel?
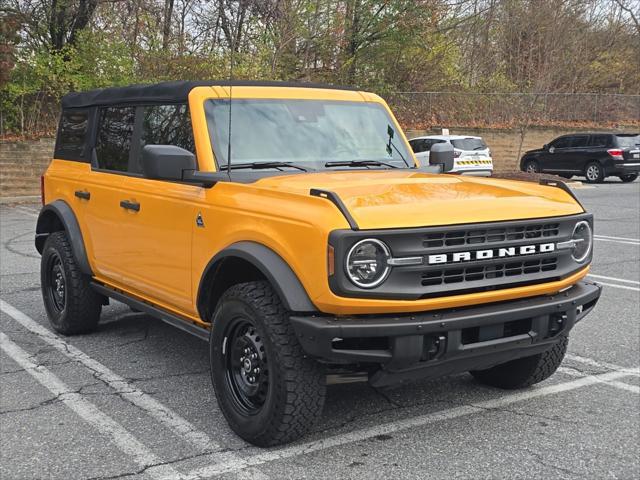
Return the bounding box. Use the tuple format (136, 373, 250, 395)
(43, 85, 588, 325)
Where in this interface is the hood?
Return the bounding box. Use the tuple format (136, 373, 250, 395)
(253, 171, 583, 230)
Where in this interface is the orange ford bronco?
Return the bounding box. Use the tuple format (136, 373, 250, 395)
(36, 81, 601, 446)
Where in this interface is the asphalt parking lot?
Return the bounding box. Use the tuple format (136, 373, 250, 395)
(1, 180, 639, 480)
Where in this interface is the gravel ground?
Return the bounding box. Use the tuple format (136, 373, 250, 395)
(1, 179, 638, 480)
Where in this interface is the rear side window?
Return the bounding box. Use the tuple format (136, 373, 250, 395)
(95, 107, 136, 172)
(451, 138, 486, 150)
(615, 134, 640, 149)
(569, 136, 589, 148)
(54, 109, 90, 161)
(588, 135, 611, 147)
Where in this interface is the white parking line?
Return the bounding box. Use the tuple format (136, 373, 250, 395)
(186, 369, 638, 479)
(558, 367, 640, 393)
(0, 299, 213, 450)
(566, 353, 640, 375)
(0, 332, 185, 480)
(590, 281, 640, 292)
(0, 299, 269, 480)
(594, 234, 640, 242)
(587, 274, 640, 285)
(593, 237, 640, 246)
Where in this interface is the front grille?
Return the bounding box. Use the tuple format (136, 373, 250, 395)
(421, 257, 559, 286)
(423, 223, 560, 248)
(328, 213, 591, 300)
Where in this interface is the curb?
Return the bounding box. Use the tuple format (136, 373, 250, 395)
(0, 195, 40, 205)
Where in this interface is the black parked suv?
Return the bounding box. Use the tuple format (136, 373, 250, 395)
(520, 133, 640, 183)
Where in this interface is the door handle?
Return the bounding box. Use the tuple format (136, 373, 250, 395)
(74, 190, 90, 200)
(120, 200, 140, 212)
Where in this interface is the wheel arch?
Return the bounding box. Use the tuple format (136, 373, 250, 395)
(196, 241, 317, 321)
(35, 200, 93, 276)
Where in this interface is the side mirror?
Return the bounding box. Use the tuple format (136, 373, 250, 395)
(429, 142, 455, 173)
(548, 146, 555, 154)
(142, 145, 197, 181)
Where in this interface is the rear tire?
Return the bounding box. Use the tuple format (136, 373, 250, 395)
(619, 174, 638, 183)
(584, 162, 605, 183)
(559, 173, 573, 179)
(209, 281, 326, 446)
(524, 160, 539, 174)
(470, 336, 568, 389)
(40, 231, 102, 335)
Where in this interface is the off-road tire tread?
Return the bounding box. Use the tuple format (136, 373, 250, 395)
(41, 231, 102, 335)
(470, 336, 568, 389)
(213, 281, 325, 446)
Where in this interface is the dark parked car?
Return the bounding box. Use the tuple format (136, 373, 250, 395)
(520, 133, 640, 183)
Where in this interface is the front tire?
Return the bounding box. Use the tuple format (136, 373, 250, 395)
(210, 281, 326, 446)
(584, 162, 605, 183)
(40, 231, 102, 335)
(470, 336, 568, 389)
(619, 174, 638, 183)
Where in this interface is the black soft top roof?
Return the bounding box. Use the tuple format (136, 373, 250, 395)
(61, 80, 359, 109)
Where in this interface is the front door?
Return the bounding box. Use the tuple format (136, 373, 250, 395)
(544, 136, 573, 172)
(114, 104, 199, 313)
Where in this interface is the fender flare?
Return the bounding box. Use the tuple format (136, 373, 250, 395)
(35, 200, 93, 276)
(197, 241, 317, 317)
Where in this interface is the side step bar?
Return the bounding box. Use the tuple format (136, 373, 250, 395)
(91, 282, 210, 341)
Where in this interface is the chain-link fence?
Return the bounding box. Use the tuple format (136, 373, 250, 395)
(386, 92, 640, 130)
(2, 90, 639, 139)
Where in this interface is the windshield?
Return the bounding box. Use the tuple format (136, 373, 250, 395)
(451, 138, 487, 151)
(205, 99, 413, 169)
(615, 134, 640, 148)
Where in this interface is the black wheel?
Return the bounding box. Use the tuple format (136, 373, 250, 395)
(584, 162, 604, 183)
(619, 174, 638, 183)
(559, 173, 573, 179)
(40, 231, 102, 335)
(524, 160, 539, 174)
(210, 281, 326, 446)
(470, 336, 568, 389)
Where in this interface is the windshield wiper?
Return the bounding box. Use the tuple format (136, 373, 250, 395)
(226, 161, 311, 172)
(324, 160, 398, 169)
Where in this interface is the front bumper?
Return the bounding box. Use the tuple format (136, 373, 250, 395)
(291, 281, 601, 387)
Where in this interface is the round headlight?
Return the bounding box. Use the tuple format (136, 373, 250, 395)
(345, 239, 391, 288)
(571, 221, 592, 263)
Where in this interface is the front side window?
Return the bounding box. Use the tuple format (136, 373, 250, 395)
(55, 109, 89, 161)
(205, 99, 413, 169)
(133, 104, 195, 173)
(551, 137, 571, 149)
(95, 106, 136, 172)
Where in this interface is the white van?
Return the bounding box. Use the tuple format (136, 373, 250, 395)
(409, 135, 493, 176)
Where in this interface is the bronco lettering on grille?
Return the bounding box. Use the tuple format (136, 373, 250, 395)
(427, 243, 555, 265)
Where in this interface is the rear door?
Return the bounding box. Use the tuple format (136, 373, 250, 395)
(113, 104, 200, 313)
(75, 106, 132, 282)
